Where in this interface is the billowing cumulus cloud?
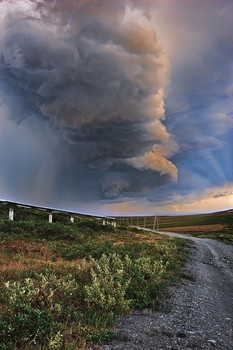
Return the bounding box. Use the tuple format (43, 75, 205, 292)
(0, 0, 233, 215)
(0, 0, 178, 207)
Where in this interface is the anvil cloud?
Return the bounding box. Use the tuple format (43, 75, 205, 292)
(0, 0, 233, 215)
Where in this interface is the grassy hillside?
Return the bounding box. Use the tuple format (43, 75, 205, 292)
(118, 210, 233, 243)
(1, 202, 231, 349)
(0, 202, 93, 224)
(0, 202, 189, 350)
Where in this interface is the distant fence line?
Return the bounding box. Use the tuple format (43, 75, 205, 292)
(117, 215, 159, 230)
(0, 200, 165, 230)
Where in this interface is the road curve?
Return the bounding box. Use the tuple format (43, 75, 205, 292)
(102, 231, 233, 350)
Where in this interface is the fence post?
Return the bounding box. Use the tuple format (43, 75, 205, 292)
(48, 212, 53, 223)
(9, 207, 14, 221)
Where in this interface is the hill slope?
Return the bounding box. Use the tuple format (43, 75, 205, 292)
(117, 210, 233, 243)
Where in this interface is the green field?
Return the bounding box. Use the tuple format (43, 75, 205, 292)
(118, 210, 233, 243)
(0, 202, 189, 350)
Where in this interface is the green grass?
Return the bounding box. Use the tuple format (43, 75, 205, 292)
(118, 210, 233, 244)
(118, 210, 233, 229)
(0, 203, 189, 350)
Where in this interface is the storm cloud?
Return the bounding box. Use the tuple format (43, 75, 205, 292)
(1, 0, 233, 215)
(0, 0, 177, 206)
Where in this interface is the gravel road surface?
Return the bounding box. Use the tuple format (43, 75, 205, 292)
(102, 231, 233, 350)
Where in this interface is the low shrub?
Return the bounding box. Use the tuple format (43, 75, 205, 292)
(85, 253, 171, 312)
(0, 305, 55, 346)
(60, 241, 114, 260)
(36, 223, 76, 241)
(113, 242, 156, 260)
(125, 257, 169, 308)
(85, 254, 131, 314)
(0, 270, 81, 349)
(77, 220, 100, 231)
(0, 220, 38, 238)
(0, 220, 76, 241)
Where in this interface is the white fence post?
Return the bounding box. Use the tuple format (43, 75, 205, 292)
(48, 212, 53, 223)
(9, 207, 14, 221)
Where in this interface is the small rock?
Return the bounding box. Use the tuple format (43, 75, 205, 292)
(208, 339, 217, 346)
(187, 331, 195, 335)
(176, 331, 187, 338)
(118, 331, 131, 342)
(161, 329, 173, 338)
(142, 308, 151, 315)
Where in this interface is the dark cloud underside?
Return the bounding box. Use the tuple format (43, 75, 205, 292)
(0, 0, 177, 206)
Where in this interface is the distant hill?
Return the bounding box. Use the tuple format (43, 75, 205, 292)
(116, 210, 233, 231)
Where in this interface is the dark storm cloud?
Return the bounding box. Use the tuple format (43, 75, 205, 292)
(0, 0, 177, 205)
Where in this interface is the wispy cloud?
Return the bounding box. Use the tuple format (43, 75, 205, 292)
(104, 182, 233, 215)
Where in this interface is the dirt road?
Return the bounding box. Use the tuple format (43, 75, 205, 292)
(102, 231, 233, 350)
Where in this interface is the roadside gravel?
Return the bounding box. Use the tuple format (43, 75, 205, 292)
(102, 231, 233, 350)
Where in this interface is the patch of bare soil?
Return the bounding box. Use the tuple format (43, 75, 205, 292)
(160, 224, 227, 233)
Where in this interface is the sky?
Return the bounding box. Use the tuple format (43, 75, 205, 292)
(0, 0, 233, 216)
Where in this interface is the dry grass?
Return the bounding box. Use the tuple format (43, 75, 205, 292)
(0, 229, 167, 280)
(0, 240, 51, 256)
(97, 229, 164, 244)
(0, 239, 90, 281)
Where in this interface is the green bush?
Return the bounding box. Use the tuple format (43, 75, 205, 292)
(77, 220, 115, 233)
(77, 220, 100, 232)
(125, 257, 168, 308)
(0, 305, 55, 345)
(60, 241, 114, 260)
(35, 223, 76, 241)
(0, 270, 81, 349)
(85, 254, 131, 314)
(113, 242, 156, 259)
(85, 253, 170, 313)
(0, 220, 76, 241)
(0, 220, 37, 238)
(4, 270, 79, 311)
(48, 331, 64, 350)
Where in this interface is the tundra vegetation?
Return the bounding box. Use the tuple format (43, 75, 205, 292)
(119, 210, 233, 244)
(0, 203, 189, 350)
